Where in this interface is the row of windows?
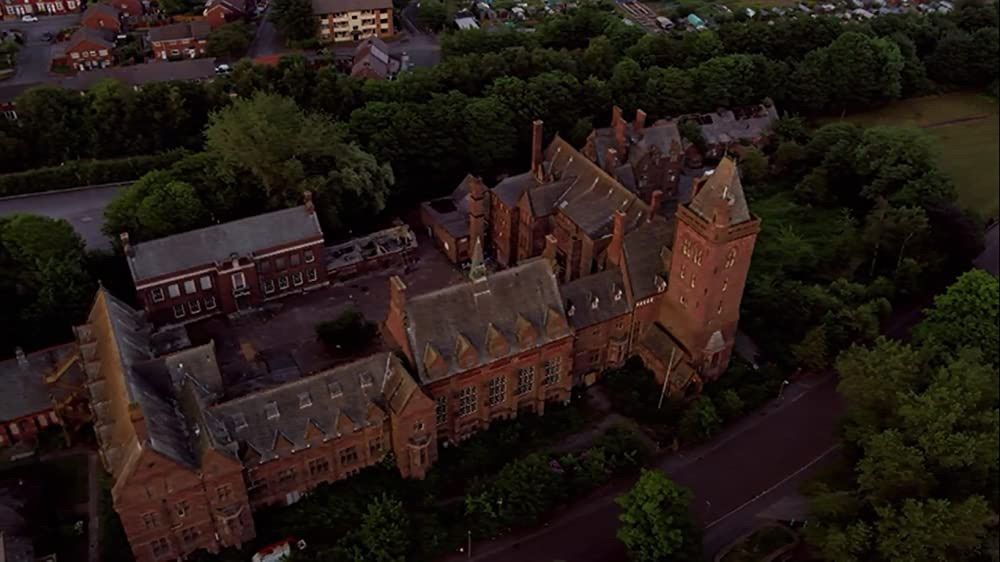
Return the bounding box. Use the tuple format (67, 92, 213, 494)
(258, 249, 315, 274)
(437, 358, 563, 424)
(262, 268, 318, 295)
(69, 48, 109, 59)
(172, 296, 217, 319)
(150, 275, 213, 303)
(247, 442, 382, 494)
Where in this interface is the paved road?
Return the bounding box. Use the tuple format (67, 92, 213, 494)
(445, 373, 844, 562)
(975, 222, 998, 276)
(1, 13, 82, 84)
(0, 183, 126, 249)
(247, 7, 287, 59)
(394, 0, 441, 68)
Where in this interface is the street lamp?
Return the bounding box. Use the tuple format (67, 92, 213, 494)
(778, 379, 790, 400)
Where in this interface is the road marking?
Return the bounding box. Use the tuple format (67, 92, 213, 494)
(705, 444, 841, 529)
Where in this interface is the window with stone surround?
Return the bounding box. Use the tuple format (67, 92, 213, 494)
(248, 471, 267, 496)
(487, 375, 506, 406)
(435, 396, 447, 426)
(142, 512, 158, 529)
(339, 446, 359, 466)
(458, 385, 478, 417)
(151, 537, 171, 558)
(725, 248, 737, 268)
(307, 268, 318, 282)
(543, 357, 561, 386)
(277, 468, 296, 484)
(173, 304, 185, 319)
(515, 367, 534, 395)
(181, 526, 199, 544)
(369, 436, 383, 456)
(150, 287, 164, 303)
(308, 457, 330, 476)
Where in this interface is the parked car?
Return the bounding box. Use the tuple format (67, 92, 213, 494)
(214, 63, 232, 74)
(21, 14, 39, 22)
(41, 32, 54, 42)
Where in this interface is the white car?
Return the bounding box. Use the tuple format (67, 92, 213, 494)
(21, 14, 39, 22)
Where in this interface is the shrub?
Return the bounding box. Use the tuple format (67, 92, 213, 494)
(0, 150, 187, 197)
(678, 397, 722, 444)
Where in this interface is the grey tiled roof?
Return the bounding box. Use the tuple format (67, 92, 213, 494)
(525, 179, 571, 217)
(60, 58, 218, 90)
(560, 269, 630, 329)
(622, 218, 674, 302)
(493, 172, 536, 208)
(403, 259, 570, 383)
(698, 102, 777, 146)
(687, 157, 751, 226)
(127, 206, 323, 281)
(422, 177, 472, 239)
(209, 353, 399, 458)
(0, 344, 78, 421)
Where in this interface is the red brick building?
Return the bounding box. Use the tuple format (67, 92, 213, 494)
(1, 0, 79, 18)
(106, 0, 142, 17)
(62, 28, 116, 71)
(203, 0, 248, 29)
(0, 345, 87, 447)
(122, 198, 328, 327)
(81, 2, 123, 32)
(148, 21, 210, 61)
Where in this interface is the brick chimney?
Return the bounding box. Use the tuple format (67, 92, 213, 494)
(468, 176, 488, 254)
(119, 232, 133, 257)
(649, 190, 663, 220)
(303, 190, 315, 214)
(607, 210, 626, 268)
(634, 109, 647, 136)
(385, 276, 413, 363)
(531, 119, 544, 182)
(613, 106, 626, 153)
(543, 234, 558, 270)
(603, 147, 619, 174)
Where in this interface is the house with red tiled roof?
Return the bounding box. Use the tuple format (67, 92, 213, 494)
(62, 27, 116, 71)
(81, 2, 123, 32)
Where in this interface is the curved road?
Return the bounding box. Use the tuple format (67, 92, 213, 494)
(0, 183, 126, 249)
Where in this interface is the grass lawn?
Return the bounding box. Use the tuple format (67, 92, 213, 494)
(827, 92, 1000, 218)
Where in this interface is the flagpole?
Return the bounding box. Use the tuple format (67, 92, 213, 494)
(657, 347, 676, 410)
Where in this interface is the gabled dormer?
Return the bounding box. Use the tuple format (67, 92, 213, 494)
(485, 323, 509, 358)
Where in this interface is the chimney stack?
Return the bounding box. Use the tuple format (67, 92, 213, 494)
(531, 119, 544, 181)
(543, 234, 558, 270)
(603, 147, 619, 174)
(634, 109, 647, 135)
(303, 190, 315, 214)
(649, 190, 663, 220)
(119, 232, 133, 257)
(468, 176, 488, 253)
(607, 210, 626, 268)
(613, 106, 626, 152)
(15, 347, 27, 369)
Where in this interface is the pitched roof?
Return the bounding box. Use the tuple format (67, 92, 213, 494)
(687, 157, 751, 226)
(525, 179, 571, 217)
(697, 102, 778, 146)
(0, 344, 79, 421)
(126, 206, 323, 281)
(209, 353, 404, 458)
(60, 58, 218, 90)
(403, 259, 570, 383)
(560, 269, 630, 329)
(148, 21, 211, 42)
(421, 177, 473, 239)
(493, 172, 537, 208)
(544, 136, 651, 238)
(638, 323, 697, 391)
(67, 27, 115, 49)
(83, 2, 122, 19)
(311, 0, 391, 14)
(622, 217, 673, 302)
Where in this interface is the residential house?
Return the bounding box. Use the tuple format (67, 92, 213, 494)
(312, 0, 393, 43)
(148, 21, 210, 60)
(350, 36, 400, 80)
(203, 0, 249, 29)
(2, 0, 79, 18)
(0, 344, 88, 447)
(121, 195, 328, 327)
(81, 2, 123, 32)
(106, 0, 143, 17)
(62, 27, 116, 71)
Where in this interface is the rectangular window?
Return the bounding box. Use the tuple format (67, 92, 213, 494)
(487, 375, 506, 406)
(304, 249, 315, 263)
(263, 279, 275, 294)
(150, 287, 165, 303)
(589, 349, 601, 365)
(188, 300, 201, 314)
(248, 471, 267, 495)
(183, 280, 196, 294)
(298, 392, 312, 408)
(260, 260, 271, 273)
(290, 253, 301, 267)
(292, 272, 303, 286)
(181, 526, 199, 544)
(339, 446, 358, 466)
(458, 386, 478, 417)
(216, 484, 232, 502)
(278, 276, 289, 290)
(308, 457, 329, 476)
(435, 396, 447, 426)
(275, 257, 287, 270)
(277, 468, 296, 484)
(168, 284, 180, 298)
(543, 357, 561, 386)
(369, 436, 383, 456)
(515, 367, 534, 395)
(173, 304, 186, 319)
(205, 296, 217, 310)
(199, 275, 212, 290)
(307, 268, 318, 282)
(151, 538, 171, 558)
(231, 272, 246, 291)
(142, 512, 158, 529)
(265, 401, 279, 419)
(328, 382, 343, 398)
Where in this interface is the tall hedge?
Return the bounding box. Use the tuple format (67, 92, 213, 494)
(0, 150, 188, 198)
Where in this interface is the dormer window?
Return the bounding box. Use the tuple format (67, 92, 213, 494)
(329, 382, 343, 398)
(655, 276, 667, 292)
(298, 392, 312, 408)
(232, 413, 248, 431)
(591, 296, 600, 310)
(359, 374, 374, 388)
(614, 288, 623, 301)
(264, 401, 279, 420)
(567, 303, 575, 317)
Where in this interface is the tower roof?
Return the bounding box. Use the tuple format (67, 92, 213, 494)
(688, 157, 751, 226)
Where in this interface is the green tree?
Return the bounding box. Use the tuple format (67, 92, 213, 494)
(738, 147, 768, 186)
(207, 23, 252, 59)
(716, 389, 745, 422)
(356, 494, 410, 562)
(103, 170, 210, 242)
(874, 497, 992, 562)
(271, 0, 317, 41)
(835, 337, 923, 439)
(616, 470, 701, 562)
(678, 397, 722, 444)
(790, 32, 903, 113)
(417, 0, 448, 32)
(913, 270, 1000, 366)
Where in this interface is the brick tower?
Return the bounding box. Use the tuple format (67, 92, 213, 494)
(664, 156, 760, 379)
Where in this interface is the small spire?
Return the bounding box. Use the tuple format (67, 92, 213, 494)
(469, 236, 486, 281)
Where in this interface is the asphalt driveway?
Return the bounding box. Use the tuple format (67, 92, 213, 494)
(1, 13, 82, 85)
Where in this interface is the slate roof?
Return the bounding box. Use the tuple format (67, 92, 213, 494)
(544, 136, 651, 238)
(148, 21, 211, 42)
(422, 177, 472, 239)
(127, 206, 323, 281)
(209, 353, 401, 458)
(697, 102, 778, 146)
(622, 217, 673, 302)
(0, 344, 79, 421)
(591, 119, 682, 169)
(638, 323, 697, 390)
(83, 2, 122, 19)
(560, 269, 630, 329)
(493, 172, 537, 208)
(311, 0, 391, 14)
(60, 58, 218, 90)
(351, 37, 398, 79)
(525, 179, 571, 217)
(687, 157, 751, 226)
(403, 259, 570, 383)
(67, 27, 115, 49)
